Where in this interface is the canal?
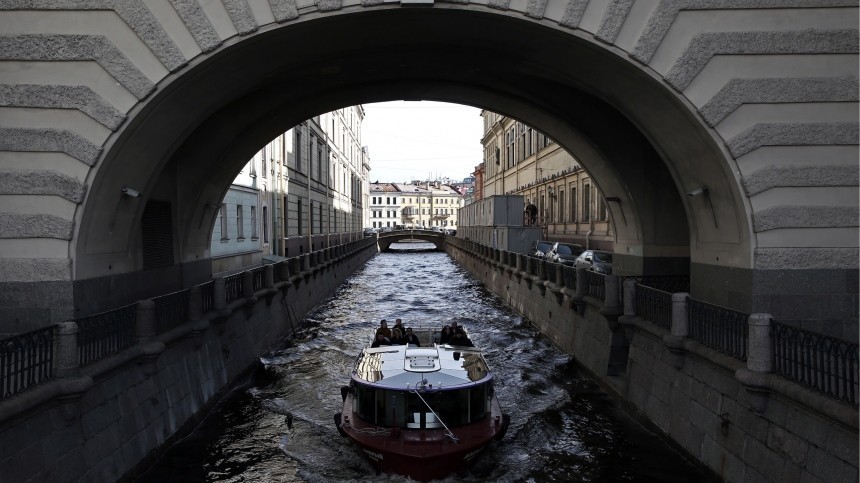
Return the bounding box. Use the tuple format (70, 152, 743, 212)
(138, 243, 715, 482)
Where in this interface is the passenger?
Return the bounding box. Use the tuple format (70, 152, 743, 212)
(439, 326, 452, 344)
(450, 321, 463, 336)
(375, 319, 392, 339)
(371, 333, 391, 348)
(449, 329, 474, 347)
(404, 328, 421, 346)
(390, 328, 406, 345)
(393, 318, 405, 336)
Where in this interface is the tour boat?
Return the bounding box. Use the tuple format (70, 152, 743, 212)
(334, 327, 510, 481)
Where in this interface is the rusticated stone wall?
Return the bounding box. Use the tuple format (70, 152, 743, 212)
(0, 238, 377, 483)
(447, 238, 858, 483)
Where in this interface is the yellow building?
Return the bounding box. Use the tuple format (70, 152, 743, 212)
(480, 111, 613, 251)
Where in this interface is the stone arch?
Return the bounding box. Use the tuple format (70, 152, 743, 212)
(0, 3, 854, 327)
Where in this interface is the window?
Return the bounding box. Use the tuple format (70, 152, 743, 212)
(261, 154, 267, 179)
(220, 203, 228, 241)
(237, 205, 244, 239)
(283, 198, 288, 237)
(570, 187, 577, 222)
(583, 184, 591, 222)
(262, 206, 268, 243)
(295, 129, 302, 171)
(558, 189, 565, 223)
(297, 198, 303, 235)
(319, 203, 323, 233)
(251, 206, 258, 239)
(310, 201, 315, 234)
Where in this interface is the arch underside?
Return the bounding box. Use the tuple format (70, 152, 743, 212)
(0, 2, 855, 331)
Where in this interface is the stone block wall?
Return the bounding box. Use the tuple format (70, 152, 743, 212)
(447, 239, 858, 483)
(0, 238, 377, 483)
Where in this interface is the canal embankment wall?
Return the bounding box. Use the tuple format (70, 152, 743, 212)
(0, 238, 377, 483)
(446, 238, 858, 483)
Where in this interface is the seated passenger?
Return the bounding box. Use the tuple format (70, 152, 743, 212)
(439, 326, 452, 344)
(390, 328, 407, 345)
(371, 332, 391, 348)
(392, 318, 405, 335)
(404, 328, 421, 346)
(449, 329, 474, 347)
(375, 319, 392, 339)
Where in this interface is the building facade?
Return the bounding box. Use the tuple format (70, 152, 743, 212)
(211, 106, 369, 273)
(480, 111, 613, 251)
(369, 181, 464, 230)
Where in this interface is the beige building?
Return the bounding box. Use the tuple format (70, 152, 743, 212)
(369, 181, 463, 230)
(481, 111, 613, 251)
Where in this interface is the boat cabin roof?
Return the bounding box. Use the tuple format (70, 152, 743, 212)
(353, 344, 491, 390)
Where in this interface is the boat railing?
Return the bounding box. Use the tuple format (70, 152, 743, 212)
(411, 388, 459, 443)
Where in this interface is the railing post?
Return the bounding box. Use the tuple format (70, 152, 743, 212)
(663, 292, 689, 369)
(670, 293, 689, 339)
(601, 275, 622, 325)
(54, 321, 80, 378)
(622, 278, 636, 318)
(188, 285, 202, 321)
(573, 267, 587, 314)
(264, 264, 275, 289)
(136, 299, 156, 342)
(735, 313, 774, 413)
(213, 275, 227, 312)
(242, 270, 255, 299)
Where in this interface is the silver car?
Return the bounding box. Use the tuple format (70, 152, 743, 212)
(574, 250, 613, 274)
(546, 242, 585, 266)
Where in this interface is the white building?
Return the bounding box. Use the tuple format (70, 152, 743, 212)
(368, 181, 464, 230)
(211, 106, 369, 273)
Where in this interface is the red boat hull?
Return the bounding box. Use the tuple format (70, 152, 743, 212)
(337, 393, 508, 481)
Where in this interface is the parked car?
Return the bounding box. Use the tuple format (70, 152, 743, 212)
(529, 240, 554, 259)
(574, 250, 613, 274)
(546, 242, 585, 266)
(363, 227, 377, 237)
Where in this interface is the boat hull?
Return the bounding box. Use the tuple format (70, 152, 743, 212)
(337, 393, 508, 481)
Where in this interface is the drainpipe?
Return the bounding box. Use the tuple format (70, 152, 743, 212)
(585, 229, 592, 250)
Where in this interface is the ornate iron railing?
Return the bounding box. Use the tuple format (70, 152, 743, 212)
(252, 266, 265, 291)
(200, 280, 215, 314)
(545, 262, 557, 283)
(561, 266, 575, 291)
(688, 298, 748, 361)
(635, 284, 673, 329)
(224, 273, 243, 303)
(0, 326, 54, 400)
(772, 322, 858, 406)
(153, 290, 189, 334)
(585, 271, 605, 301)
(77, 303, 137, 366)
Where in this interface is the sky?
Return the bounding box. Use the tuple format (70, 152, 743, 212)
(361, 101, 484, 184)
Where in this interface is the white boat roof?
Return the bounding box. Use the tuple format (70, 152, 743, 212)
(353, 344, 491, 390)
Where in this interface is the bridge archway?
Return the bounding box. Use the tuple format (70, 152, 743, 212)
(1, 4, 855, 331)
(377, 231, 447, 252)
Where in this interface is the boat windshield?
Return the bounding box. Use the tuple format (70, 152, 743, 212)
(353, 382, 490, 429)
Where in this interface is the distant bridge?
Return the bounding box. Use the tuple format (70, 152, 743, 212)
(376, 229, 448, 251)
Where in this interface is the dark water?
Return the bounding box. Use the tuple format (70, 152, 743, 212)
(139, 243, 713, 482)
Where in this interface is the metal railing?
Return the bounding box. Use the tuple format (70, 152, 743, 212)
(585, 271, 605, 301)
(562, 266, 576, 291)
(0, 326, 55, 400)
(224, 273, 243, 303)
(252, 266, 265, 291)
(772, 322, 858, 406)
(153, 290, 190, 334)
(77, 303, 137, 366)
(688, 298, 748, 361)
(635, 284, 673, 330)
(200, 280, 215, 313)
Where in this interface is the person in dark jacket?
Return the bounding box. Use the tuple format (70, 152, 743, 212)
(439, 326, 452, 344)
(370, 332, 390, 348)
(449, 329, 474, 347)
(404, 328, 421, 346)
(390, 328, 407, 345)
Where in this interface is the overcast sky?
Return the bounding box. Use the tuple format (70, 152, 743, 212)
(361, 101, 483, 184)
